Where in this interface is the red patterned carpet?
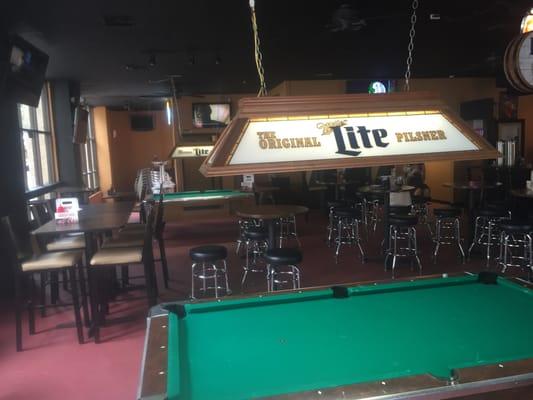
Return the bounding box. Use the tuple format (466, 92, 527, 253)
(0, 210, 529, 399)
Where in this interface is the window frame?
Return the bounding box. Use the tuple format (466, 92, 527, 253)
(18, 83, 58, 191)
(80, 109, 99, 189)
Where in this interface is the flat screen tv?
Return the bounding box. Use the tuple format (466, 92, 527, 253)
(72, 107, 89, 144)
(131, 114, 154, 131)
(5, 35, 49, 107)
(192, 103, 230, 128)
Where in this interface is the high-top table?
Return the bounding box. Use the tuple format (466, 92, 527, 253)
(32, 202, 135, 260)
(236, 205, 309, 248)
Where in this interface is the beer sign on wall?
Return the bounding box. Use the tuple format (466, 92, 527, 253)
(200, 93, 498, 177)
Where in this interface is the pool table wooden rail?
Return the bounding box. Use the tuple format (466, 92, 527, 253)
(137, 274, 533, 400)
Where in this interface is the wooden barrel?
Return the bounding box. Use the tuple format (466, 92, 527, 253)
(504, 32, 533, 93)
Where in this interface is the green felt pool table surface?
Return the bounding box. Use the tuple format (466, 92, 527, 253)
(139, 274, 533, 400)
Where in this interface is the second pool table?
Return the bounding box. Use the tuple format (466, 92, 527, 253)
(138, 273, 533, 399)
(153, 190, 255, 221)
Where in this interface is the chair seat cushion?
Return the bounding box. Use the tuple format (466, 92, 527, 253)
(389, 215, 418, 227)
(90, 247, 143, 266)
(46, 235, 86, 251)
(22, 251, 83, 272)
(244, 227, 268, 240)
(102, 235, 144, 249)
(388, 206, 412, 216)
(333, 207, 361, 219)
(434, 208, 462, 218)
(499, 221, 533, 234)
(189, 245, 227, 262)
(264, 248, 302, 265)
(478, 208, 509, 218)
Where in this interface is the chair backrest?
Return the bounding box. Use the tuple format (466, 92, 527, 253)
(142, 208, 156, 265)
(390, 191, 412, 207)
(0, 216, 23, 267)
(154, 185, 165, 239)
(28, 201, 53, 227)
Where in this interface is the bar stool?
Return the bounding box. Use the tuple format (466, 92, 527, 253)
(432, 208, 465, 264)
(241, 226, 269, 287)
(279, 215, 301, 247)
(236, 218, 259, 255)
(411, 195, 433, 236)
(365, 193, 384, 232)
(468, 208, 510, 267)
(385, 215, 421, 278)
(333, 207, 365, 263)
(326, 200, 348, 245)
(497, 221, 533, 280)
(190, 245, 231, 299)
(344, 193, 368, 228)
(264, 248, 302, 291)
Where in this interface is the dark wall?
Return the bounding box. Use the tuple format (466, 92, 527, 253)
(50, 80, 82, 187)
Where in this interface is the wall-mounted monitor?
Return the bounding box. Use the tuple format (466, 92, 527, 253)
(72, 106, 89, 144)
(5, 35, 49, 107)
(130, 114, 154, 131)
(192, 103, 230, 128)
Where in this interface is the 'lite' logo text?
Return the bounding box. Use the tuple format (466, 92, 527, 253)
(330, 125, 388, 157)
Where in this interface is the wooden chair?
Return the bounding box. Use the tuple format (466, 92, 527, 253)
(1, 216, 85, 351)
(28, 201, 86, 311)
(87, 209, 157, 343)
(108, 194, 169, 289)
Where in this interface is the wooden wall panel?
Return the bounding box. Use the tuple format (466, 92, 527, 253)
(106, 110, 174, 192)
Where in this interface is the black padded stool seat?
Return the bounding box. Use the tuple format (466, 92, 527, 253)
(389, 206, 412, 216)
(189, 245, 227, 262)
(327, 200, 348, 209)
(478, 208, 509, 218)
(244, 227, 268, 240)
(498, 221, 533, 234)
(264, 248, 303, 265)
(412, 195, 431, 204)
(366, 192, 384, 202)
(389, 215, 418, 227)
(333, 207, 361, 218)
(434, 208, 462, 218)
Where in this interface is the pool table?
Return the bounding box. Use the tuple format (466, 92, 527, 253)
(153, 190, 255, 221)
(137, 273, 533, 400)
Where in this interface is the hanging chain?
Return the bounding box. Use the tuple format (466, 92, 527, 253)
(250, 0, 267, 96)
(404, 0, 419, 92)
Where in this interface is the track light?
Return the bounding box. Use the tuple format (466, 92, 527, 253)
(215, 55, 222, 65)
(188, 55, 195, 65)
(148, 54, 156, 68)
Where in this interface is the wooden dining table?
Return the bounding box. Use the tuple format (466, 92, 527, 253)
(236, 205, 309, 248)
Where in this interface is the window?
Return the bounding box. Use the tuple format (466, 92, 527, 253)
(18, 84, 57, 190)
(80, 111, 99, 189)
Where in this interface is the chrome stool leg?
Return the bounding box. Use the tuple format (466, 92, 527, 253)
(456, 218, 466, 263)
